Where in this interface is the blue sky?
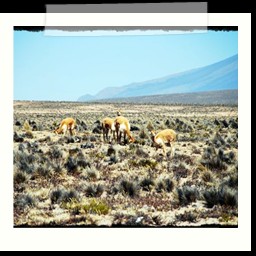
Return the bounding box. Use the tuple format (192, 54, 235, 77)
(14, 29, 238, 101)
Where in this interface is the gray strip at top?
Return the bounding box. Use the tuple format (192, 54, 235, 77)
(46, 3, 208, 13)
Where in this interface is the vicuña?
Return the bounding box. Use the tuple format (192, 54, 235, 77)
(114, 116, 135, 144)
(150, 129, 177, 156)
(102, 117, 116, 142)
(54, 117, 76, 136)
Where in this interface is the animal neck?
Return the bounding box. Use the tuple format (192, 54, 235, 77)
(151, 134, 156, 143)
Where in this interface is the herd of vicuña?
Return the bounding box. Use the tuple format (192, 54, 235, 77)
(54, 111, 177, 156)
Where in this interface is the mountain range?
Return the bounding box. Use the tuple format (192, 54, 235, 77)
(77, 54, 238, 102)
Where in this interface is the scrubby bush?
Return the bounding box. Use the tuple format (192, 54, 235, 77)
(83, 199, 110, 215)
(14, 151, 37, 174)
(156, 177, 175, 193)
(64, 156, 78, 174)
(84, 184, 104, 197)
(135, 148, 149, 158)
(173, 163, 190, 180)
(119, 179, 139, 197)
(14, 194, 36, 210)
(14, 171, 28, 184)
(201, 170, 214, 183)
(50, 188, 79, 204)
(140, 177, 155, 191)
(175, 211, 197, 223)
(201, 147, 229, 172)
(139, 128, 149, 139)
(177, 186, 200, 206)
(14, 132, 24, 142)
(221, 173, 238, 189)
(203, 186, 237, 208)
(23, 120, 31, 131)
(146, 121, 154, 131)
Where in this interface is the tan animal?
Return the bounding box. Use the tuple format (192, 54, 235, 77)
(54, 118, 76, 136)
(102, 117, 116, 142)
(150, 129, 177, 156)
(114, 116, 135, 144)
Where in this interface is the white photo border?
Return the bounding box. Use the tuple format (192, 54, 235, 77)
(0, 13, 251, 251)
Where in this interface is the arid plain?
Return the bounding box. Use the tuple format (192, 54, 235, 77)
(13, 101, 238, 227)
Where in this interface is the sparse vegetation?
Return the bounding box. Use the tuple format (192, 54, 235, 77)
(13, 101, 238, 227)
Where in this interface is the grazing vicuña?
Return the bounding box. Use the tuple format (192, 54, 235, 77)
(114, 116, 135, 144)
(150, 129, 177, 156)
(102, 117, 116, 142)
(54, 117, 76, 136)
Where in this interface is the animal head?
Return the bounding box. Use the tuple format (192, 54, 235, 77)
(129, 136, 135, 143)
(150, 130, 156, 137)
(54, 128, 62, 134)
(117, 110, 122, 116)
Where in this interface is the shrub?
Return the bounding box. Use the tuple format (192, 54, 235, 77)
(24, 130, 33, 139)
(14, 132, 24, 143)
(63, 198, 110, 215)
(107, 146, 116, 156)
(48, 147, 63, 162)
(77, 159, 91, 169)
(135, 148, 149, 158)
(50, 188, 79, 204)
(140, 177, 155, 191)
(84, 167, 99, 180)
(219, 186, 238, 207)
(14, 171, 28, 184)
(175, 211, 197, 223)
(119, 179, 139, 197)
(83, 199, 110, 215)
(221, 174, 238, 189)
(156, 178, 175, 193)
(177, 186, 200, 206)
(203, 186, 238, 208)
(203, 187, 219, 208)
(84, 184, 104, 197)
(14, 151, 36, 174)
(36, 164, 52, 177)
(18, 143, 25, 152)
(128, 159, 157, 169)
(146, 121, 154, 131)
(23, 120, 31, 131)
(173, 163, 189, 180)
(65, 156, 78, 174)
(212, 132, 226, 148)
(201, 147, 228, 172)
(201, 170, 214, 183)
(50, 189, 64, 204)
(68, 147, 81, 156)
(139, 128, 148, 139)
(14, 194, 35, 210)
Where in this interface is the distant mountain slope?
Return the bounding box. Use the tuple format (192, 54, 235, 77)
(91, 89, 238, 105)
(78, 54, 238, 101)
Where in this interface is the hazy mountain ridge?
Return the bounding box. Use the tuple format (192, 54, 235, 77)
(89, 89, 238, 105)
(78, 54, 238, 102)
